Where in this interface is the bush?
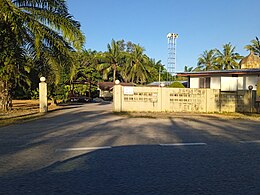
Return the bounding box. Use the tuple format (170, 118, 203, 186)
(30, 88, 39, 99)
(168, 81, 185, 88)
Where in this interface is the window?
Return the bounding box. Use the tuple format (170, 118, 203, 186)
(221, 77, 237, 91)
(199, 77, 211, 88)
(205, 77, 210, 88)
(199, 78, 204, 88)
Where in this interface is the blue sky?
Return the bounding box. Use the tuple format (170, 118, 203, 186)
(67, 0, 259, 72)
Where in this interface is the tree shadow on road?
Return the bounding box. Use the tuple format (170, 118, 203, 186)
(0, 103, 260, 194)
(0, 144, 259, 195)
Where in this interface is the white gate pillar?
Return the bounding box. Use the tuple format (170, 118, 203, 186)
(113, 80, 122, 112)
(39, 77, 48, 113)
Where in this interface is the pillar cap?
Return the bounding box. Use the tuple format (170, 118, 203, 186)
(40, 77, 46, 82)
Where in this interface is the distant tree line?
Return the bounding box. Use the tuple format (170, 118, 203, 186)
(184, 37, 260, 72)
(67, 39, 168, 100)
(85, 39, 167, 84)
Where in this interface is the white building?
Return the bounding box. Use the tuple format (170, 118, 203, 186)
(177, 51, 260, 92)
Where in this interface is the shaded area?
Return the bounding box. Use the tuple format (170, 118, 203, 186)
(0, 101, 94, 127)
(0, 103, 259, 194)
(0, 144, 259, 195)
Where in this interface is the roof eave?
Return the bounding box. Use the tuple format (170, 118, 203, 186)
(177, 69, 260, 77)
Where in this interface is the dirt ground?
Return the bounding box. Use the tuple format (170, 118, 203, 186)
(0, 100, 61, 127)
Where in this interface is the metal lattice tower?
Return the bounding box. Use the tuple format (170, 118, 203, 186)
(167, 33, 178, 79)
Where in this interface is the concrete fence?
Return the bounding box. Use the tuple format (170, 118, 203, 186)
(113, 85, 257, 113)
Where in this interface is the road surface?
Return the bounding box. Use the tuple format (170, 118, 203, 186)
(0, 103, 259, 194)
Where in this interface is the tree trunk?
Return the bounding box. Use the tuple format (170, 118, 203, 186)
(0, 80, 12, 112)
(88, 80, 92, 100)
(113, 63, 117, 83)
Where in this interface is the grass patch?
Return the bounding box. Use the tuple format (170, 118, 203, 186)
(0, 112, 44, 127)
(0, 100, 62, 127)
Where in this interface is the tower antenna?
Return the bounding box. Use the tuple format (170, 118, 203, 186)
(167, 33, 178, 80)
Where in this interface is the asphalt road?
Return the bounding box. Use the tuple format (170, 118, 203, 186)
(0, 103, 259, 195)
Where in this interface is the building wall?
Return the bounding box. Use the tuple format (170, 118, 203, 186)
(113, 85, 256, 113)
(221, 77, 238, 91)
(189, 75, 259, 91)
(190, 77, 199, 88)
(237, 77, 244, 90)
(246, 75, 259, 90)
(211, 77, 221, 89)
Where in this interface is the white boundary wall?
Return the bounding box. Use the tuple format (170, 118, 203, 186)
(113, 85, 256, 113)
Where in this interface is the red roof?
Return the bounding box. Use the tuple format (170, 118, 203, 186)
(177, 69, 260, 77)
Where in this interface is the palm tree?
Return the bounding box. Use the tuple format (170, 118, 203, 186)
(197, 49, 218, 71)
(98, 39, 123, 82)
(1, 0, 85, 65)
(123, 45, 151, 84)
(215, 43, 243, 70)
(79, 50, 102, 99)
(0, 0, 85, 111)
(144, 58, 168, 83)
(244, 37, 260, 56)
(184, 65, 193, 72)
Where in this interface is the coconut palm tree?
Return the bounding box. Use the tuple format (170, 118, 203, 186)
(184, 65, 193, 72)
(245, 37, 260, 56)
(1, 0, 84, 65)
(149, 59, 164, 82)
(0, 0, 85, 111)
(215, 43, 243, 70)
(98, 39, 123, 82)
(197, 49, 218, 71)
(79, 50, 102, 99)
(123, 45, 152, 84)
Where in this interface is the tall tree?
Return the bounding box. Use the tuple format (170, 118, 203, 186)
(197, 49, 218, 71)
(146, 58, 167, 83)
(215, 43, 243, 70)
(98, 39, 123, 82)
(79, 50, 102, 99)
(123, 45, 151, 84)
(184, 65, 193, 72)
(244, 37, 260, 56)
(0, 0, 85, 111)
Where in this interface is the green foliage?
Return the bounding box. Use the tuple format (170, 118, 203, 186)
(168, 82, 185, 88)
(0, 19, 32, 104)
(97, 39, 124, 82)
(184, 65, 193, 72)
(49, 84, 70, 101)
(30, 88, 39, 100)
(195, 43, 243, 71)
(197, 50, 218, 71)
(68, 49, 102, 100)
(123, 45, 152, 84)
(245, 37, 260, 56)
(215, 43, 243, 70)
(97, 39, 167, 84)
(0, 0, 85, 110)
(146, 59, 167, 83)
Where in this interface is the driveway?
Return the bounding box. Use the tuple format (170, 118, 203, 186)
(0, 103, 259, 194)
